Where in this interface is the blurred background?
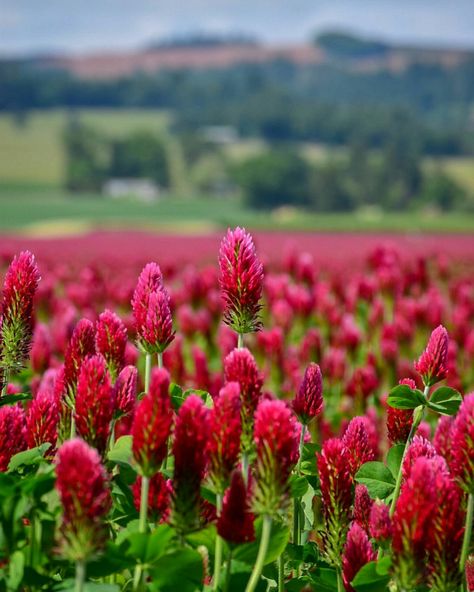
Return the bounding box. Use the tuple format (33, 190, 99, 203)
(1, 0, 474, 234)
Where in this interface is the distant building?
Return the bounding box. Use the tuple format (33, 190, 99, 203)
(103, 178, 160, 202)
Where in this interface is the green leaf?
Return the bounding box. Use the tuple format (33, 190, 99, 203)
(289, 474, 309, 499)
(386, 444, 405, 480)
(355, 462, 395, 500)
(307, 566, 338, 592)
(226, 572, 267, 592)
(169, 383, 185, 410)
(107, 435, 133, 467)
(148, 548, 203, 592)
(8, 443, 51, 472)
(427, 387, 463, 416)
(87, 542, 134, 578)
(0, 393, 32, 407)
(146, 524, 176, 564)
(300, 442, 320, 475)
(352, 558, 392, 592)
(387, 385, 425, 409)
(233, 518, 289, 566)
(7, 550, 25, 591)
(186, 524, 219, 556)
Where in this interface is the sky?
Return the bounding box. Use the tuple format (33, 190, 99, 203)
(0, 0, 473, 56)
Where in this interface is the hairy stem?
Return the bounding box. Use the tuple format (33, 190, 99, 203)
(132, 476, 150, 591)
(157, 352, 163, 369)
(460, 493, 473, 575)
(75, 560, 85, 592)
(245, 515, 272, 592)
(223, 550, 233, 592)
(144, 353, 152, 392)
(237, 333, 244, 349)
(213, 495, 223, 591)
(278, 554, 285, 592)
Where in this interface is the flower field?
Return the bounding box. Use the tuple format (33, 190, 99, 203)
(0, 228, 473, 592)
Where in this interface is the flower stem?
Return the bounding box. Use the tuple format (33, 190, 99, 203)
(237, 333, 244, 349)
(337, 567, 343, 592)
(133, 476, 150, 591)
(213, 495, 223, 591)
(278, 554, 284, 592)
(293, 424, 306, 546)
(389, 387, 428, 517)
(144, 353, 152, 392)
(1, 370, 9, 396)
(223, 550, 233, 592)
(460, 493, 473, 575)
(157, 352, 163, 369)
(75, 559, 85, 592)
(245, 515, 272, 592)
(242, 452, 249, 486)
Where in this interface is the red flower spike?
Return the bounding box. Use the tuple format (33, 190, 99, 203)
(217, 469, 255, 544)
(95, 309, 127, 380)
(132, 368, 173, 477)
(317, 438, 353, 566)
(132, 473, 171, 523)
(139, 287, 175, 355)
(30, 322, 52, 374)
(131, 262, 163, 336)
(26, 388, 59, 455)
(414, 325, 449, 387)
(75, 354, 114, 458)
(218, 227, 264, 334)
(0, 404, 26, 471)
(369, 501, 392, 541)
(61, 318, 96, 402)
(433, 415, 454, 463)
(207, 382, 242, 493)
(386, 378, 415, 444)
(113, 365, 138, 417)
(292, 362, 323, 425)
(466, 556, 474, 592)
(55, 438, 111, 561)
(252, 399, 300, 516)
(171, 394, 209, 534)
(353, 484, 374, 534)
(0, 250, 40, 373)
(342, 417, 375, 477)
(402, 435, 437, 481)
(342, 522, 376, 592)
(451, 392, 474, 493)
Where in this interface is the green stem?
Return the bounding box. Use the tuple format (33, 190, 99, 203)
(224, 550, 233, 592)
(245, 515, 272, 592)
(75, 560, 85, 592)
(337, 567, 343, 592)
(278, 554, 284, 592)
(213, 495, 223, 591)
(70, 412, 76, 439)
(242, 452, 249, 486)
(1, 370, 9, 396)
(29, 514, 36, 567)
(237, 333, 244, 349)
(157, 352, 163, 369)
(389, 387, 428, 517)
(133, 476, 150, 591)
(460, 493, 473, 574)
(293, 424, 306, 546)
(144, 354, 152, 392)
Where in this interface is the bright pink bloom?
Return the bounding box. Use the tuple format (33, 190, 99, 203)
(30, 323, 52, 374)
(26, 388, 59, 454)
(171, 394, 209, 534)
(0, 404, 26, 471)
(132, 473, 171, 523)
(369, 501, 392, 541)
(95, 309, 127, 379)
(414, 325, 449, 386)
(353, 484, 373, 534)
(61, 318, 96, 401)
(253, 399, 299, 515)
(207, 382, 242, 493)
(433, 415, 454, 462)
(218, 227, 264, 334)
(217, 470, 255, 544)
(292, 363, 323, 425)
(451, 392, 474, 493)
(386, 378, 415, 444)
(342, 417, 375, 477)
(139, 287, 175, 355)
(131, 262, 163, 335)
(132, 368, 173, 477)
(342, 522, 376, 592)
(55, 438, 111, 560)
(113, 365, 138, 417)
(75, 354, 113, 457)
(346, 365, 379, 400)
(402, 435, 437, 481)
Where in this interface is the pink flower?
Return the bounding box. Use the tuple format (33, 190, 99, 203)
(132, 368, 173, 477)
(218, 227, 264, 334)
(342, 522, 376, 592)
(292, 363, 323, 425)
(61, 318, 96, 402)
(139, 287, 175, 355)
(30, 323, 52, 374)
(55, 438, 111, 560)
(342, 417, 376, 477)
(402, 435, 437, 481)
(369, 501, 392, 542)
(95, 309, 127, 380)
(132, 473, 171, 523)
(217, 470, 255, 544)
(131, 262, 163, 335)
(414, 325, 449, 386)
(0, 405, 26, 471)
(113, 365, 138, 417)
(75, 354, 114, 457)
(26, 388, 59, 455)
(353, 484, 373, 534)
(451, 392, 474, 493)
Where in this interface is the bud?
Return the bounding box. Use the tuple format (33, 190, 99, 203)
(369, 501, 392, 541)
(342, 522, 376, 592)
(207, 382, 242, 494)
(292, 363, 323, 425)
(451, 392, 474, 493)
(219, 227, 264, 334)
(95, 309, 127, 380)
(0, 404, 26, 471)
(342, 417, 375, 477)
(55, 438, 111, 561)
(132, 473, 171, 523)
(113, 365, 138, 417)
(217, 470, 255, 544)
(353, 484, 373, 534)
(132, 368, 173, 477)
(26, 388, 59, 455)
(414, 325, 449, 387)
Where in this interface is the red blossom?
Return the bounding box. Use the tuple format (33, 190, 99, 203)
(451, 392, 474, 493)
(414, 325, 449, 386)
(139, 287, 175, 354)
(466, 556, 474, 592)
(402, 435, 437, 481)
(292, 362, 323, 425)
(369, 501, 392, 542)
(30, 322, 52, 374)
(113, 365, 138, 417)
(131, 262, 163, 336)
(132, 473, 171, 523)
(342, 522, 376, 592)
(26, 387, 59, 454)
(95, 309, 127, 379)
(342, 417, 376, 477)
(353, 484, 374, 534)
(217, 470, 255, 544)
(386, 378, 415, 444)
(433, 415, 454, 462)
(132, 368, 173, 477)
(61, 318, 96, 401)
(218, 227, 264, 334)
(0, 404, 26, 471)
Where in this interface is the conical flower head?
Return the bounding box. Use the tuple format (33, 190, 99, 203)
(414, 325, 449, 387)
(451, 392, 474, 493)
(132, 473, 171, 523)
(139, 287, 175, 354)
(95, 309, 127, 380)
(207, 382, 242, 493)
(30, 322, 52, 374)
(217, 469, 255, 544)
(26, 387, 59, 455)
(342, 417, 376, 477)
(61, 318, 96, 404)
(171, 394, 209, 534)
(0, 404, 26, 471)
(132, 368, 173, 477)
(75, 354, 114, 457)
(55, 438, 111, 561)
(292, 362, 323, 425)
(353, 484, 373, 534)
(113, 365, 138, 417)
(253, 399, 300, 516)
(317, 438, 353, 566)
(219, 227, 264, 334)
(131, 262, 163, 334)
(0, 251, 40, 374)
(369, 501, 392, 542)
(342, 522, 376, 592)
(386, 378, 415, 444)
(466, 556, 474, 592)
(402, 435, 437, 481)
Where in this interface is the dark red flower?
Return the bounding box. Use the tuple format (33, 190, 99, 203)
(369, 501, 392, 542)
(466, 556, 474, 592)
(414, 325, 449, 387)
(207, 382, 242, 493)
(292, 363, 323, 425)
(218, 227, 264, 334)
(0, 404, 25, 471)
(402, 435, 437, 481)
(55, 438, 111, 560)
(342, 522, 376, 592)
(451, 392, 474, 493)
(342, 417, 376, 477)
(26, 387, 59, 455)
(132, 473, 171, 523)
(353, 484, 373, 534)
(433, 415, 454, 463)
(61, 318, 96, 402)
(113, 365, 138, 417)
(217, 470, 255, 544)
(30, 322, 52, 374)
(132, 368, 173, 477)
(95, 309, 127, 380)
(131, 262, 163, 336)
(139, 287, 175, 355)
